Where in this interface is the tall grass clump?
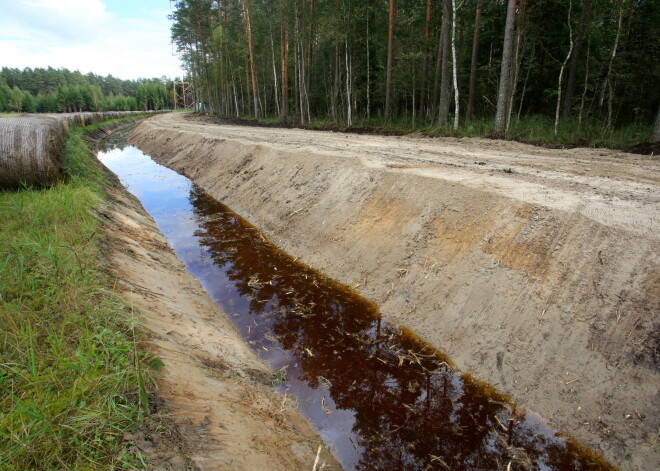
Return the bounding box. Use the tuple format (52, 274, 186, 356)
(0, 124, 153, 470)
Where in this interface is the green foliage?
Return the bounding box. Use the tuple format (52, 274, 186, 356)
(35, 93, 59, 113)
(136, 82, 171, 111)
(0, 85, 9, 112)
(0, 123, 156, 470)
(0, 67, 173, 113)
(170, 0, 658, 146)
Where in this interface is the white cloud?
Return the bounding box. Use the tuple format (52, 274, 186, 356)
(0, 0, 184, 80)
(2, 0, 111, 41)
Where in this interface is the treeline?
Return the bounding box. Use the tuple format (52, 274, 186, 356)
(0, 67, 173, 113)
(170, 0, 659, 139)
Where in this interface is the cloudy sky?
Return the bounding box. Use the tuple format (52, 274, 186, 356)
(0, 0, 184, 80)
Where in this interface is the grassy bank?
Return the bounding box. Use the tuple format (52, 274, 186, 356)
(0, 120, 154, 469)
(244, 114, 652, 151)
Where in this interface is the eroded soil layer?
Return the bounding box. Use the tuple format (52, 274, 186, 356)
(130, 113, 659, 470)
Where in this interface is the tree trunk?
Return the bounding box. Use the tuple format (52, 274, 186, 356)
(331, 0, 341, 124)
(493, 0, 517, 136)
(242, 0, 259, 118)
(651, 105, 660, 143)
(366, 12, 371, 120)
(437, 0, 451, 127)
(466, 0, 483, 122)
(280, 16, 289, 121)
(451, 0, 459, 130)
(517, 41, 535, 121)
(295, 7, 305, 125)
(578, 40, 590, 124)
(599, 5, 623, 108)
(269, 23, 280, 117)
(346, 39, 352, 126)
(419, 0, 433, 119)
(554, 0, 574, 134)
(562, 0, 590, 119)
(384, 0, 396, 122)
(432, 23, 443, 113)
(506, 0, 526, 132)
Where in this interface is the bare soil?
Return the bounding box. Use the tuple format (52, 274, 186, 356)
(99, 172, 339, 470)
(128, 112, 659, 470)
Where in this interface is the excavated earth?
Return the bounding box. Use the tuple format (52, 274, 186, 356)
(129, 112, 659, 470)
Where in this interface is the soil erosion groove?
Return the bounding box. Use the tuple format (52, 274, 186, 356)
(130, 112, 659, 470)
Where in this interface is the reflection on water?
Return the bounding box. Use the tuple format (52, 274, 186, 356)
(99, 132, 614, 471)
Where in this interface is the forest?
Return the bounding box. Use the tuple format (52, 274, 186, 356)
(170, 0, 659, 146)
(0, 67, 173, 113)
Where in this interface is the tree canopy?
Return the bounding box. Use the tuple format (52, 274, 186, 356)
(169, 0, 659, 142)
(0, 67, 175, 113)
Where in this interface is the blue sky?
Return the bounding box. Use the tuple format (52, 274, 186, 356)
(0, 0, 184, 80)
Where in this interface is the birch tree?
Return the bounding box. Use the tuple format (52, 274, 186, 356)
(554, 0, 574, 134)
(384, 0, 396, 122)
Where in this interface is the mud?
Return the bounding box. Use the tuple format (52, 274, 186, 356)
(130, 113, 659, 470)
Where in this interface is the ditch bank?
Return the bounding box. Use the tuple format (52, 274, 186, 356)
(130, 112, 659, 469)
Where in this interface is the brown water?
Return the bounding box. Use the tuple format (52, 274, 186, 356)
(99, 131, 615, 471)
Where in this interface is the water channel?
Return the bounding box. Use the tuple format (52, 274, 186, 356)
(98, 130, 613, 471)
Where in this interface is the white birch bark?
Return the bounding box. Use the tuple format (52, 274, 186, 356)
(554, 0, 574, 135)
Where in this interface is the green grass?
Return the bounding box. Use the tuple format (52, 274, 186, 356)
(83, 115, 151, 133)
(247, 113, 650, 150)
(1, 114, 17, 118)
(0, 121, 156, 470)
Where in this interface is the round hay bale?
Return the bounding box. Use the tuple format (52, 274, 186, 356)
(0, 111, 154, 189)
(0, 116, 67, 189)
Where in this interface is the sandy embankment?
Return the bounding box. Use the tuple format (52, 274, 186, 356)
(130, 112, 659, 470)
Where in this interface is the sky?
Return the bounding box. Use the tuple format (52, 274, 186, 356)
(0, 0, 184, 80)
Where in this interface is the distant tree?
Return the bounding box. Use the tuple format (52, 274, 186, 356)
(0, 85, 9, 111)
(22, 90, 36, 113)
(36, 93, 59, 113)
(9, 86, 24, 112)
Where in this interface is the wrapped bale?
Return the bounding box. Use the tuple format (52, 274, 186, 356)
(0, 116, 67, 189)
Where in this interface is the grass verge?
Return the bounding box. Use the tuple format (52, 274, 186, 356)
(240, 113, 652, 151)
(0, 120, 156, 470)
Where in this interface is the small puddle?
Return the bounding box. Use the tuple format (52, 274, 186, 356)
(99, 131, 614, 471)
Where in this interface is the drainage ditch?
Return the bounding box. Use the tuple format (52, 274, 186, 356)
(99, 131, 614, 471)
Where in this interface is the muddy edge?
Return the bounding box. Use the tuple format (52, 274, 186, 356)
(130, 113, 659, 470)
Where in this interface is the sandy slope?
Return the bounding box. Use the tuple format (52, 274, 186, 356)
(100, 173, 338, 470)
(130, 113, 659, 470)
